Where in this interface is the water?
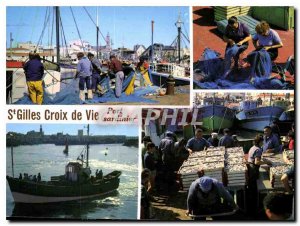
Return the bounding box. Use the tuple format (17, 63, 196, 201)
(6, 144, 139, 220)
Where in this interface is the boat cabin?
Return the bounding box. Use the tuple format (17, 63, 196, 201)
(65, 162, 81, 182)
(65, 162, 92, 183)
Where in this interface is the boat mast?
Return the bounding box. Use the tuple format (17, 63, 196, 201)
(86, 124, 89, 167)
(10, 32, 13, 58)
(175, 13, 183, 64)
(10, 134, 14, 178)
(96, 7, 99, 59)
(55, 6, 60, 68)
(151, 20, 154, 63)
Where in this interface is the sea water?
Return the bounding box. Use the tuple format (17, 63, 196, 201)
(6, 143, 139, 220)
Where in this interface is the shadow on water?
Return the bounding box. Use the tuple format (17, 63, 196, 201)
(9, 190, 120, 220)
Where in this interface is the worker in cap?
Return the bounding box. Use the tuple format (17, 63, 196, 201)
(187, 176, 237, 217)
(208, 132, 219, 147)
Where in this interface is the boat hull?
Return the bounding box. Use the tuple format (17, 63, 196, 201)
(150, 71, 190, 87)
(196, 105, 235, 131)
(236, 106, 284, 132)
(6, 171, 121, 204)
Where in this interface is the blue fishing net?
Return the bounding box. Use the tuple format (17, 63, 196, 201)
(194, 47, 286, 89)
(194, 48, 224, 81)
(14, 71, 159, 105)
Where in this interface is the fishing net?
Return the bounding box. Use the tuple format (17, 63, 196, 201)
(14, 70, 159, 105)
(193, 48, 289, 89)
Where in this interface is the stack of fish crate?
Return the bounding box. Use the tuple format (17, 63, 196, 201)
(214, 6, 252, 21)
(178, 147, 225, 192)
(270, 165, 293, 189)
(225, 147, 247, 187)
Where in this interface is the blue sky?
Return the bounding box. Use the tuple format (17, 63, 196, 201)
(6, 124, 138, 136)
(6, 6, 190, 49)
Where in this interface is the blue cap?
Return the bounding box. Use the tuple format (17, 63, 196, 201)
(199, 176, 213, 193)
(166, 131, 174, 137)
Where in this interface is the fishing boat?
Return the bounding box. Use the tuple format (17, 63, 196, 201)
(194, 97, 235, 132)
(236, 98, 290, 132)
(148, 13, 190, 87)
(150, 63, 190, 87)
(6, 125, 121, 204)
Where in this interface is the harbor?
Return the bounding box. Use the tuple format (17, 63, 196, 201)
(6, 6, 190, 105)
(6, 124, 139, 220)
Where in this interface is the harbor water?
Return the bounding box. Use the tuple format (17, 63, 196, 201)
(6, 143, 138, 220)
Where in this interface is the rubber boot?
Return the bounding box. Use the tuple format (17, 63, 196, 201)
(87, 89, 93, 99)
(79, 90, 85, 101)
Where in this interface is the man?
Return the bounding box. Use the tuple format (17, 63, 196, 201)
(270, 119, 281, 140)
(186, 129, 210, 153)
(108, 55, 124, 98)
(23, 52, 44, 104)
(223, 16, 251, 68)
(158, 131, 175, 166)
(207, 133, 219, 147)
(263, 193, 292, 220)
(76, 52, 93, 101)
(262, 126, 281, 153)
(252, 21, 283, 61)
(141, 169, 153, 219)
(158, 131, 175, 192)
(144, 142, 157, 192)
(218, 128, 235, 148)
(142, 136, 152, 168)
(87, 52, 103, 94)
(186, 176, 237, 216)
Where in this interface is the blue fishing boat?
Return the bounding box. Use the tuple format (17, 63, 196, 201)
(236, 98, 289, 132)
(195, 97, 235, 132)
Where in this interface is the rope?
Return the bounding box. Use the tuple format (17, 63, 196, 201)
(14, 8, 25, 47)
(50, 7, 54, 49)
(35, 7, 51, 52)
(60, 16, 69, 57)
(70, 7, 85, 52)
(83, 7, 106, 42)
(182, 23, 190, 43)
(30, 8, 39, 43)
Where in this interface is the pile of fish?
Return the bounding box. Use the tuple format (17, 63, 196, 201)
(225, 147, 247, 187)
(262, 153, 286, 167)
(179, 147, 225, 191)
(270, 165, 293, 189)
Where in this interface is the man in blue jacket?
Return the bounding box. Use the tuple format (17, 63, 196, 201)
(76, 52, 93, 101)
(23, 52, 44, 104)
(187, 176, 237, 216)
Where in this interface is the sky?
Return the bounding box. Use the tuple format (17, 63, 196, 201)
(6, 124, 138, 136)
(6, 6, 190, 49)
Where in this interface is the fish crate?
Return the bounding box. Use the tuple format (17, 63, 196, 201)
(214, 6, 252, 21)
(224, 147, 248, 187)
(225, 164, 248, 187)
(270, 165, 293, 188)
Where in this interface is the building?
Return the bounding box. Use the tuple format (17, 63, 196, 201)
(133, 45, 146, 60)
(78, 130, 84, 137)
